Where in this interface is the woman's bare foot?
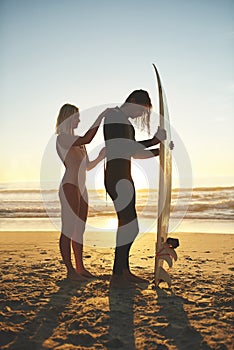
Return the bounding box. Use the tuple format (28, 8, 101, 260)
(110, 274, 134, 289)
(67, 269, 87, 281)
(77, 268, 96, 279)
(123, 270, 148, 284)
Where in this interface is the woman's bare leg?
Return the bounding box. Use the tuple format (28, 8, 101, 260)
(72, 189, 94, 277)
(59, 233, 73, 273)
(60, 184, 86, 281)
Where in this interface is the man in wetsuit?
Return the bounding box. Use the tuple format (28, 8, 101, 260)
(103, 90, 167, 288)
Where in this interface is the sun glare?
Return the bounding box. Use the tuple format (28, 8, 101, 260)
(131, 161, 149, 190)
(93, 160, 149, 190)
(105, 218, 118, 229)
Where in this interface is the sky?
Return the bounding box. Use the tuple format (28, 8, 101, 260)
(1, 0, 233, 188)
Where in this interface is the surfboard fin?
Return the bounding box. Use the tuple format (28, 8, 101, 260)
(167, 247, 178, 261)
(156, 244, 178, 262)
(162, 254, 173, 268)
(158, 266, 172, 287)
(155, 239, 179, 286)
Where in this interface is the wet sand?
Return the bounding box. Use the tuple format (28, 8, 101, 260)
(0, 231, 233, 349)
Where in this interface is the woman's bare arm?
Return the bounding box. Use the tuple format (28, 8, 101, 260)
(86, 147, 106, 171)
(58, 109, 109, 149)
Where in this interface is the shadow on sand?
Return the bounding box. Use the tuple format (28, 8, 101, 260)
(8, 278, 90, 349)
(6, 273, 214, 350)
(107, 285, 140, 349)
(155, 287, 212, 350)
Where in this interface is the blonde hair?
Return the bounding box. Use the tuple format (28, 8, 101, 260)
(55, 103, 79, 134)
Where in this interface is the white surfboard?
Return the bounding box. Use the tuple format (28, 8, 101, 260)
(153, 64, 176, 287)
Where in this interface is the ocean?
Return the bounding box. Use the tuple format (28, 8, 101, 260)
(0, 183, 233, 235)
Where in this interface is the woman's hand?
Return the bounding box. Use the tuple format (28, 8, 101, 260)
(98, 147, 106, 160)
(98, 108, 111, 120)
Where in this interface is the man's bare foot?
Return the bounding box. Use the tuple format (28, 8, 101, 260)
(110, 274, 134, 289)
(67, 270, 87, 281)
(77, 268, 96, 279)
(123, 270, 148, 284)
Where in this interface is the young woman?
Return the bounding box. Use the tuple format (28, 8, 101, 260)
(104, 90, 172, 288)
(56, 103, 106, 280)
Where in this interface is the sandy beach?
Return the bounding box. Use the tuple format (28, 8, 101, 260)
(0, 231, 233, 350)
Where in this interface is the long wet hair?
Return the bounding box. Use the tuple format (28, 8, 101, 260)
(55, 103, 79, 134)
(124, 89, 152, 134)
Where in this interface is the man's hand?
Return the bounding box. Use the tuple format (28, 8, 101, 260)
(169, 141, 174, 150)
(154, 127, 167, 142)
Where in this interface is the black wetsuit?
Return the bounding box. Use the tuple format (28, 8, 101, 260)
(104, 107, 155, 275)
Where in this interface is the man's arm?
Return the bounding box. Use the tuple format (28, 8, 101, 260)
(133, 148, 159, 159)
(138, 127, 167, 148)
(134, 140, 174, 158)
